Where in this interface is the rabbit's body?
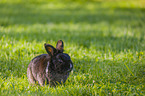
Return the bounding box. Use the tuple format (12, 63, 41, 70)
(27, 40, 73, 86)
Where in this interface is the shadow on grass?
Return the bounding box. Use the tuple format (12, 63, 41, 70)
(0, 2, 144, 52)
(1, 29, 144, 52)
(0, 3, 144, 26)
(0, 2, 144, 51)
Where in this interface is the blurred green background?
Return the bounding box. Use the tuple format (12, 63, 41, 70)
(0, 0, 145, 95)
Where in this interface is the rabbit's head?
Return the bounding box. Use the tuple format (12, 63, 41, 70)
(44, 40, 73, 74)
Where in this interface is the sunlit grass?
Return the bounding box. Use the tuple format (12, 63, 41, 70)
(0, 0, 145, 95)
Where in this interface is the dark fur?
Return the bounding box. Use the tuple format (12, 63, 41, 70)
(27, 40, 73, 86)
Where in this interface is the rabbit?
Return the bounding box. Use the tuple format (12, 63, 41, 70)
(27, 40, 73, 86)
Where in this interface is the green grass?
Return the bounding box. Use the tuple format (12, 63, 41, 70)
(0, 0, 145, 95)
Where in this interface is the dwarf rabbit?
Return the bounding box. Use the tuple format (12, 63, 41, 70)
(27, 40, 73, 86)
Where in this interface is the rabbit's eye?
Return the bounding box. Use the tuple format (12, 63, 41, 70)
(58, 59, 63, 63)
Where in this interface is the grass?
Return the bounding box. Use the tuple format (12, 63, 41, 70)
(0, 0, 145, 95)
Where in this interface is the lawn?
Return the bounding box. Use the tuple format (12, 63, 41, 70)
(0, 0, 145, 95)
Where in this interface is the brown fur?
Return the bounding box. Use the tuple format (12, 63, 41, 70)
(27, 40, 73, 86)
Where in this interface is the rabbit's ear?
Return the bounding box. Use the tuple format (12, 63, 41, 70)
(56, 40, 64, 52)
(44, 43, 56, 56)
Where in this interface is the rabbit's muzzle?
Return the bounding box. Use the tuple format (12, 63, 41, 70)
(55, 62, 73, 74)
